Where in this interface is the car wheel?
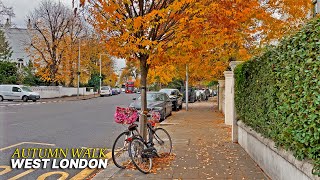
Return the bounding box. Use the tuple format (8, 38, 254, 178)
(22, 96, 28, 102)
(0, 96, 3, 101)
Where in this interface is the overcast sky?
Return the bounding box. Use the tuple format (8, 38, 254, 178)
(2, 0, 74, 28)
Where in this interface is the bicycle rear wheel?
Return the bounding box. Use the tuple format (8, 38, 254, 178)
(128, 137, 152, 174)
(112, 131, 132, 169)
(153, 128, 172, 157)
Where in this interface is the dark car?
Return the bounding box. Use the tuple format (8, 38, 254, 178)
(182, 88, 196, 103)
(112, 88, 118, 95)
(129, 92, 172, 120)
(159, 88, 183, 111)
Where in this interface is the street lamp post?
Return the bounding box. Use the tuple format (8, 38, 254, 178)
(77, 38, 81, 99)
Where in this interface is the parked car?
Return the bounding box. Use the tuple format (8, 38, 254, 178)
(112, 88, 118, 95)
(0, 84, 40, 102)
(159, 88, 183, 111)
(212, 90, 217, 96)
(129, 92, 172, 120)
(182, 88, 196, 103)
(100, 86, 112, 97)
(116, 88, 121, 94)
(195, 89, 201, 101)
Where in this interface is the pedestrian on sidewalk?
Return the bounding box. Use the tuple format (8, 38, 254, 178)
(205, 88, 210, 101)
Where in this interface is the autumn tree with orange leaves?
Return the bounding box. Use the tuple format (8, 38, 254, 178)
(81, 0, 198, 136)
(27, 0, 76, 84)
(27, 0, 115, 86)
(147, 0, 313, 86)
(80, 0, 313, 134)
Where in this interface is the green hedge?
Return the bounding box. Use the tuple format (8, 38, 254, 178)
(234, 17, 320, 175)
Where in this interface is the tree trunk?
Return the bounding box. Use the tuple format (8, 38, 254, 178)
(139, 55, 148, 139)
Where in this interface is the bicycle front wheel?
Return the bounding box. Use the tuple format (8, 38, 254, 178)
(112, 131, 132, 169)
(129, 137, 152, 174)
(153, 128, 172, 157)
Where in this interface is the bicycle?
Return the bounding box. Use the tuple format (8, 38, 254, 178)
(128, 113, 172, 173)
(112, 107, 172, 173)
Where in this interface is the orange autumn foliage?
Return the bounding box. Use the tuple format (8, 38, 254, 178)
(79, 0, 313, 86)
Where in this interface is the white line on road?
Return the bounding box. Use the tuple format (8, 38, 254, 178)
(0, 142, 56, 151)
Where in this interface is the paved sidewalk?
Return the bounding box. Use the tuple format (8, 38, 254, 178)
(94, 98, 268, 179)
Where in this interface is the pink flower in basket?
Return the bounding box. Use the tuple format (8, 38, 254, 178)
(114, 107, 138, 124)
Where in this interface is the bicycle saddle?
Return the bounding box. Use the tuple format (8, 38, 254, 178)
(128, 124, 138, 131)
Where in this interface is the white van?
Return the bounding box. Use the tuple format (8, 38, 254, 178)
(0, 85, 40, 102)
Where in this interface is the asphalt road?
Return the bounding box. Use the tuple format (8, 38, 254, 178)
(0, 93, 139, 179)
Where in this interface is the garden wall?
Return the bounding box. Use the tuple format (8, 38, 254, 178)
(30, 86, 94, 98)
(234, 17, 320, 177)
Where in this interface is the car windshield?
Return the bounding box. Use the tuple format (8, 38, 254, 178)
(21, 87, 32, 92)
(159, 89, 174, 95)
(101, 87, 109, 90)
(138, 93, 165, 101)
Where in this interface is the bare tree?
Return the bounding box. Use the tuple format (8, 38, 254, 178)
(0, 0, 14, 27)
(27, 0, 82, 84)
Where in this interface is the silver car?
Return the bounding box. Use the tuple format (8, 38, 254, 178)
(129, 92, 172, 120)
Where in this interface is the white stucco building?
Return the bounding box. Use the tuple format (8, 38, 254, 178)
(2, 27, 31, 67)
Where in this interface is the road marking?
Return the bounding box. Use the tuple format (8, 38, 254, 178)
(0, 165, 12, 175)
(37, 171, 69, 180)
(9, 123, 20, 126)
(70, 151, 112, 180)
(0, 142, 56, 151)
(8, 169, 35, 180)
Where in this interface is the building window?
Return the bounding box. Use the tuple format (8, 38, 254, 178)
(17, 58, 24, 68)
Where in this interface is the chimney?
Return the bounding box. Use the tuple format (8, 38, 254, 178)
(27, 19, 31, 29)
(4, 18, 11, 28)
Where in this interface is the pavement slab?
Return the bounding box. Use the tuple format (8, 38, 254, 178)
(93, 98, 269, 180)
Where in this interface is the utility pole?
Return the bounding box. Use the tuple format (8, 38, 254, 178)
(77, 38, 80, 99)
(99, 54, 102, 93)
(186, 64, 189, 111)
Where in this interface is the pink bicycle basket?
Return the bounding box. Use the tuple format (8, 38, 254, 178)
(114, 107, 138, 124)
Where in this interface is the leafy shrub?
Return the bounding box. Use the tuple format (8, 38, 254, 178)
(0, 61, 17, 84)
(234, 17, 320, 175)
